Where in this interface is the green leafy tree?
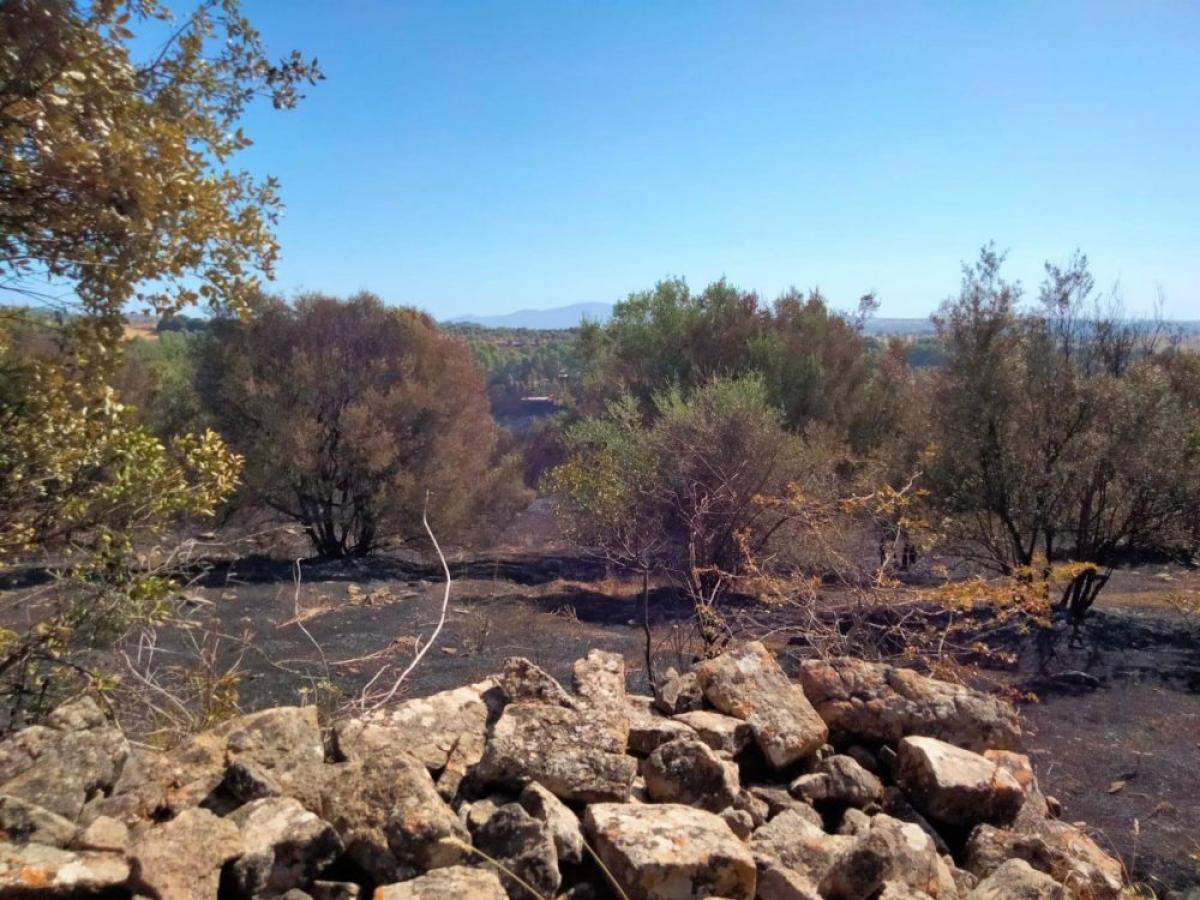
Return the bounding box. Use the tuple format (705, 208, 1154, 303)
(545, 376, 808, 655)
(0, 0, 318, 722)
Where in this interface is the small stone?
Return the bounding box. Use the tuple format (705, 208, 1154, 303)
(790, 754, 884, 809)
(750, 809, 852, 883)
(798, 658, 1021, 752)
(721, 807, 755, 840)
(319, 753, 467, 884)
(626, 696, 696, 755)
(673, 710, 754, 757)
(473, 701, 636, 803)
(654, 668, 704, 715)
(333, 681, 495, 801)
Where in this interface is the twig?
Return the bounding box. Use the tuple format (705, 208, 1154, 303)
(364, 491, 451, 711)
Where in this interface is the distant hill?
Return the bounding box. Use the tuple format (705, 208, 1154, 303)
(449, 302, 612, 329)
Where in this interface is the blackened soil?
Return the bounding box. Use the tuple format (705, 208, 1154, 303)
(23, 552, 1200, 892)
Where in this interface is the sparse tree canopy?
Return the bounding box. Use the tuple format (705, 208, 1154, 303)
(925, 246, 1200, 620)
(203, 293, 529, 558)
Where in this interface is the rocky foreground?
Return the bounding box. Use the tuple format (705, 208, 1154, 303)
(0, 642, 1125, 899)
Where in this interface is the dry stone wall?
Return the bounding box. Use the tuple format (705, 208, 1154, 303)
(0, 642, 1123, 899)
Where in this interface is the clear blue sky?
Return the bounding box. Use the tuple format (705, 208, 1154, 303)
(236, 2, 1199, 320)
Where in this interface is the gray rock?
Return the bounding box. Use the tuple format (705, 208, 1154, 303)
(375, 865, 507, 899)
(653, 668, 704, 715)
(319, 753, 467, 884)
(333, 680, 495, 800)
(790, 754, 884, 809)
(694, 642, 828, 769)
(626, 695, 696, 755)
(499, 657, 577, 708)
(642, 737, 741, 813)
(797, 658, 1021, 752)
(894, 736, 1024, 827)
(473, 700, 636, 803)
(672, 710, 754, 758)
(747, 785, 823, 826)
(750, 809, 852, 882)
(128, 807, 243, 900)
(965, 822, 1123, 900)
(0, 795, 78, 847)
(474, 802, 561, 898)
(822, 813, 957, 899)
(518, 780, 584, 865)
(0, 698, 129, 821)
(227, 797, 342, 898)
(587, 802, 757, 900)
(966, 858, 1067, 899)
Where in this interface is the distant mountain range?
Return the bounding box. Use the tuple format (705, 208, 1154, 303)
(448, 302, 612, 329)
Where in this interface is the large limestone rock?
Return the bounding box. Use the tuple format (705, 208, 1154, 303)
(334, 680, 495, 798)
(375, 865, 508, 899)
(128, 807, 243, 900)
(473, 802, 561, 898)
(642, 737, 741, 813)
(226, 797, 342, 897)
(0, 698, 129, 821)
(475, 701, 637, 802)
(319, 753, 467, 884)
(518, 781, 584, 865)
(966, 858, 1067, 899)
(798, 658, 1021, 752)
(0, 841, 129, 894)
(894, 736, 1024, 827)
(694, 642, 828, 769)
(587, 802, 756, 900)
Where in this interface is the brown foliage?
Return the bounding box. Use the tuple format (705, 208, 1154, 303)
(202, 293, 529, 557)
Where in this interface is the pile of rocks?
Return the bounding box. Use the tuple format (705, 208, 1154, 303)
(0, 641, 1124, 899)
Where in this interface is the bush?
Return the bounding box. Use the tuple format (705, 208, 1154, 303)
(202, 293, 529, 557)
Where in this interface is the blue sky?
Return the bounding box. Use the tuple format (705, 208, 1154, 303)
(234, 2, 1199, 319)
